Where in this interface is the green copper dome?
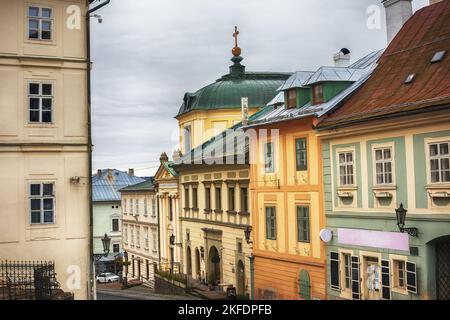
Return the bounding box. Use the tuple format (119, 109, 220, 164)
(176, 56, 291, 118)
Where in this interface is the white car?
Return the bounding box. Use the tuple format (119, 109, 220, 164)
(96, 273, 120, 283)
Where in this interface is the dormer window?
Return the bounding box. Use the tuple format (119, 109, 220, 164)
(431, 51, 446, 64)
(312, 84, 324, 105)
(287, 89, 297, 109)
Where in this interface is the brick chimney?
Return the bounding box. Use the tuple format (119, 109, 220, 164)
(97, 169, 102, 176)
(128, 168, 135, 176)
(383, 0, 413, 44)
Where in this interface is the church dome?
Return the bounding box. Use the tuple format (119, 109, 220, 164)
(176, 55, 291, 118)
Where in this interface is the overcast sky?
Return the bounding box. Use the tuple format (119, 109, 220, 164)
(90, 0, 429, 177)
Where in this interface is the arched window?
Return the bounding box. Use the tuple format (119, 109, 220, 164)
(299, 269, 311, 300)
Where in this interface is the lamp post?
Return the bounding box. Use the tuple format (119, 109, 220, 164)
(244, 226, 253, 244)
(395, 204, 418, 237)
(170, 234, 175, 274)
(243, 226, 254, 300)
(94, 233, 111, 262)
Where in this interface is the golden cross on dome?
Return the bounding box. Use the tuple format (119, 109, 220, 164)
(233, 26, 239, 48)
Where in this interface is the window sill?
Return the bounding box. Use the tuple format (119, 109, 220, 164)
(238, 211, 250, 216)
(204, 209, 212, 214)
(337, 186, 358, 191)
(214, 209, 223, 214)
(192, 208, 199, 212)
(392, 287, 408, 296)
(183, 208, 191, 211)
(372, 185, 397, 191)
(227, 210, 237, 215)
(426, 183, 450, 190)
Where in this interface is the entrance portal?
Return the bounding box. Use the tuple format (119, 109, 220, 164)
(208, 246, 221, 285)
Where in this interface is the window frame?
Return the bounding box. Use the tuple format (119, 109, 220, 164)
(27, 6, 54, 41)
(426, 138, 450, 185)
(28, 82, 54, 124)
(337, 149, 356, 187)
(390, 255, 408, 295)
(312, 83, 324, 105)
(205, 186, 211, 211)
(372, 143, 395, 186)
(295, 137, 308, 171)
(264, 142, 275, 173)
(215, 185, 222, 211)
(240, 187, 248, 213)
(265, 206, 277, 240)
(29, 182, 56, 225)
(228, 186, 236, 212)
(296, 205, 310, 243)
(286, 89, 297, 109)
(112, 218, 120, 232)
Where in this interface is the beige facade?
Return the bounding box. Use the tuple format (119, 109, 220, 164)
(178, 165, 252, 296)
(0, 0, 90, 299)
(121, 184, 159, 286)
(154, 155, 181, 272)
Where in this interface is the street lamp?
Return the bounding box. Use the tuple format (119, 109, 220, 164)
(170, 234, 175, 274)
(244, 226, 253, 244)
(94, 233, 111, 262)
(395, 204, 418, 237)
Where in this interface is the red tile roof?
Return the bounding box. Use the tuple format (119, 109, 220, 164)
(317, 1, 450, 129)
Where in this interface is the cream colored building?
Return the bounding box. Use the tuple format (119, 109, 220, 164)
(154, 153, 181, 272)
(121, 179, 159, 286)
(0, 0, 93, 299)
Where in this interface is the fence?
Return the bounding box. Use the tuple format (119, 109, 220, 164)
(0, 260, 67, 300)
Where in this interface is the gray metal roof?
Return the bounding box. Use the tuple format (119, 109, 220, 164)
(304, 67, 367, 86)
(277, 71, 315, 91)
(266, 92, 285, 107)
(92, 169, 145, 202)
(349, 49, 384, 69)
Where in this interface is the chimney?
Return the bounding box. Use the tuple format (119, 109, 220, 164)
(128, 168, 134, 176)
(97, 169, 102, 176)
(107, 168, 113, 178)
(383, 0, 413, 44)
(333, 48, 351, 67)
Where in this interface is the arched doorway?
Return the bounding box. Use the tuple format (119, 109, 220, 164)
(195, 248, 201, 280)
(186, 246, 192, 277)
(435, 236, 450, 300)
(298, 269, 311, 300)
(208, 246, 221, 285)
(236, 260, 245, 296)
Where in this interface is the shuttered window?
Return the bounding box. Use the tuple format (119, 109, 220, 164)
(406, 262, 417, 294)
(381, 260, 391, 300)
(330, 252, 340, 290)
(351, 256, 361, 300)
(299, 270, 311, 300)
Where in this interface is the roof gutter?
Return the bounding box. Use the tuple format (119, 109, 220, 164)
(86, 0, 111, 301)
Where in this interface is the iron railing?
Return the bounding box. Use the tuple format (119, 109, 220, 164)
(0, 261, 61, 300)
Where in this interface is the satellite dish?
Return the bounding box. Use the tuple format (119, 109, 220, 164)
(320, 229, 333, 243)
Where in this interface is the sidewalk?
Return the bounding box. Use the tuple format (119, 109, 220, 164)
(96, 284, 202, 301)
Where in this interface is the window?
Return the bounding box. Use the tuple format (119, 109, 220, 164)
(144, 198, 148, 216)
(124, 224, 128, 243)
(29, 83, 53, 123)
(184, 187, 190, 208)
(296, 206, 310, 242)
(30, 183, 55, 224)
(151, 198, 156, 217)
(343, 253, 351, 290)
(215, 187, 222, 210)
(112, 218, 119, 232)
(113, 244, 120, 253)
(228, 187, 235, 212)
(169, 197, 173, 221)
(192, 187, 198, 209)
(265, 207, 276, 240)
(393, 260, 406, 290)
(123, 199, 127, 214)
(313, 84, 324, 104)
(28, 6, 53, 40)
(429, 142, 450, 183)
(287, 89, 297, 109)
(135, 199, 139, 215)
(130, 226, 134, 245)
(184, 125, 192, 153)
(205, 187, 211, 211)
(375, 147, 393, 185)
(130, 199, 134, 214)
(136, 226, 140, 247)
(265, 142, 274, 173)
(151, 228, 158, 252)
(237, 240, 243, 254)
(144, 227, 149, 249)
(240, 187, 248, 213)
(338, 151, 355, 186)
(296, 138, 308, 171)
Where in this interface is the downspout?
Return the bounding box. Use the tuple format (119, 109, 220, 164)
(156, 185, 162, 269)
(86, 0, 111, 300)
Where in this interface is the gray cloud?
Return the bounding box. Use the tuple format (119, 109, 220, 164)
(91, 0, 429, 176)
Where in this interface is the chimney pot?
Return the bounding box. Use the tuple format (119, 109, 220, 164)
(129, 168, 134, 176)
(383, 0, 413, 44)
(333, 48, 351, 67)
(97, 169, 102, 176)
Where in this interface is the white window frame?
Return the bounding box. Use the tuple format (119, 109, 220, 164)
(389, 254, 408, 295)
(27, 6, 54, 41)
(29, 182, 56, 225)
(338, 248, 354, 299)
(264, 142, 275, 174)
(111, 218, 120, 232)
(372, 143, 396, 186)
(136, 226, 140, 248)
(28, 82, 53, 124)
(123, 224, 128, 244)
(144, 227, 149, 250)
(426, 137, 450, 185)
(123, 198, 128, 215)
(144, 198, 148, 216)
(151, 197, 157, 217)
(337, 147, 356, 187)
(130, 225, 134, 245)
(151, 227, 158, 252)
(135, 199, 139, 215)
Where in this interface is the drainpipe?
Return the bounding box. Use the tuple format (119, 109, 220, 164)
(86, 0, 111, 301)
(156, 187, 162, 269)
(248, 254, 255, 300)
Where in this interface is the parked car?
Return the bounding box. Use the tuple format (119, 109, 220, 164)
(96, 273, 120, 283)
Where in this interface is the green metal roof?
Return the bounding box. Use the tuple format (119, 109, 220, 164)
(120, 178, 155, 192)
(176, 56, 291, 117)
(163, 161, 178, 177)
